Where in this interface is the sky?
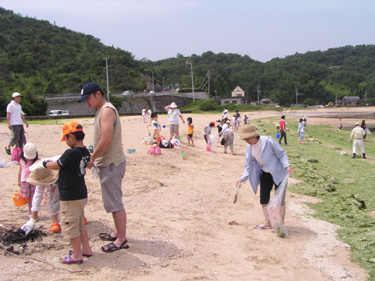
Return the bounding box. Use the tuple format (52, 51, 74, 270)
(0, 0, 374, 62)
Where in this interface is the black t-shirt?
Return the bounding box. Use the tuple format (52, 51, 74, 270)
(57, 147, 90, 201)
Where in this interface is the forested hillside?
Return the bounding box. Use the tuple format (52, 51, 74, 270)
(0, 8, 144, 116)
(1, 7, 375, 116)
(145, 46, 375, 107)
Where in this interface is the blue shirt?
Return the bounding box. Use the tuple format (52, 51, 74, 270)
(240, 136, 290, 194)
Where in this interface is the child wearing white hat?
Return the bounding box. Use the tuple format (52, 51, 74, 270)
(18, 143, 39, 214)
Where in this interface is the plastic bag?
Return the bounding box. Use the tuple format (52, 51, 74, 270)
(207, 134, 220, 152)
(267, 175, 288, 238)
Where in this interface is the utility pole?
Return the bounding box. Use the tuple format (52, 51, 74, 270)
(295, 86, 299, 106)
(104, 57, 110, 101)
(207, 70, 211, 97)
(144, 69, 154, 92)
(162, 76, 166, 92)
(186, 61, 195, 101)
(257, 85, 261, 105)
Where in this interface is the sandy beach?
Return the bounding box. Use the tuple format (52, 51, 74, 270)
(0, 107, 372, 281)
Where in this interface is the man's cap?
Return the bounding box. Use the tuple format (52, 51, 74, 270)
(78, 82, 102, 102)
(209, 121, 215, 127)
(12, 92, 23, 99)
(355, 122, 360, 126)
(61, 121, 84, 141)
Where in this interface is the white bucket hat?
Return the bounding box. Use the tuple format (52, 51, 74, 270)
(170, 102, 178, 108)
(23, 143, 37, 159)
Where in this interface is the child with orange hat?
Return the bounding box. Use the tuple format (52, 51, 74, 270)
(43, 121, 92, 264)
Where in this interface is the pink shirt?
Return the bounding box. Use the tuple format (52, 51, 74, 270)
(280, 119, 286, 130)
(20, 159, 33, 182)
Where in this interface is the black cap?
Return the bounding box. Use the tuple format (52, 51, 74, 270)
(78, 82, 102, 102)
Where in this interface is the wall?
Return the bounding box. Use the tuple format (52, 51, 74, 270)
(46, 93, 207, 115)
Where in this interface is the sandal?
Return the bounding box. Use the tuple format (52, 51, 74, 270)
(101, 239, 129, 252)
(50, 223, 61, 233)
(5, 147, 11, 155)
(99, 232, 117, 241)
(254, 224, 271, 229)
(61, 256, 83, 264)
(69, 250, 92, 258)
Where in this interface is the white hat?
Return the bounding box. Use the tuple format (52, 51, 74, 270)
(170, 102, 178, 108)
(355, 123, 360, 126)
(12, 92, 23, 98)
(23, 143, 37, 159)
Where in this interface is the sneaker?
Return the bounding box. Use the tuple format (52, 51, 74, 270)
(50, 223, 61, 233)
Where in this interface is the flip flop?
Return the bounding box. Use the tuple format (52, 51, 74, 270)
(99, 232, 117, 241)
(5, 147, 11, 155)
(61, 256, 83, 264)
(69, 250, 92, 258)
(101, 239, 129, 253)
(254, 224, 271, 229)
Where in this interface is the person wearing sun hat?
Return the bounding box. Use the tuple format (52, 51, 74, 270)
(42, 120, 92, 264)
(5, 92, 29, 155)
(350, 122, 366, 159)
(236, 125, 292, 230)
(165, 102, 185, 143)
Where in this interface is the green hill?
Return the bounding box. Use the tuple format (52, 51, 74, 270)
(1, 7, 375, 116)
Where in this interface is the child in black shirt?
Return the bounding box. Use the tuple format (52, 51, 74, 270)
(43, 121, 92, 264)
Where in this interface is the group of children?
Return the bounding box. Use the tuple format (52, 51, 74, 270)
(146, 111, 195, 147)
(18, 121, 92, 264)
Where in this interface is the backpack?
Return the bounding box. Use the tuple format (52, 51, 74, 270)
(11, 148, 23, 163)
(147, 145, 161, 155)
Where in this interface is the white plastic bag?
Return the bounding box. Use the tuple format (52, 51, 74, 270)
(207, 134, 220, 152)
(267, 175, 288, 238)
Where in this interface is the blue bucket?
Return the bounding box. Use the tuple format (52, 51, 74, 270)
(275, 133, 280, 139)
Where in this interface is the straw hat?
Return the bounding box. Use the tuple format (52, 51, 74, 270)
(240, 125, 260, 139)
(27, 162, 59, 185)
(23, 143, 37, 159)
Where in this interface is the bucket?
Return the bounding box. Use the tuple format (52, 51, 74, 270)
(275, 133, 280, 139)
(0, 158, 6, 168)
(12, 192, 28, 207)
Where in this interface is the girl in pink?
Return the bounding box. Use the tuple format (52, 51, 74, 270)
(18, 142, 39, 215)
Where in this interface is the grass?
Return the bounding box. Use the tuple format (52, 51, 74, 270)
(256, 117, 375, 279)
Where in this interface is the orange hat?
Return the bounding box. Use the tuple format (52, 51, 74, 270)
(61, 121, 84, 141)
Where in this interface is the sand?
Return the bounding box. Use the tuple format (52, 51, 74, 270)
(0, 107, 372, 281)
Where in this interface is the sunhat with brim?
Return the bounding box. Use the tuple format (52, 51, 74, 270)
(23, 143, 37, 159)
(170, 102, 178, 108)
(355, 123, 360, 126)
(27, 163, 59, 185)
(240, 125, 260, 139)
